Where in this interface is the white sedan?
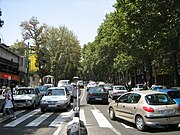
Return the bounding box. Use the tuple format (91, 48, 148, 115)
(40, 87, 71, 113)
(109, 85, 127, 100)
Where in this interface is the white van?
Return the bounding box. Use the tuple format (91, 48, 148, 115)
(57, 80, 70, 87)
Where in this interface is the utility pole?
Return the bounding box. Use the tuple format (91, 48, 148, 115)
(25, 42, 30, 86)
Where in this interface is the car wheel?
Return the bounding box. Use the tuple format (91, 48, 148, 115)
(135, 115, 147, 131)
(168, 124, 179, 129)
(109, 107, 116, 120)
(31, 102, 36, 109)
(41, 108, 46, 113)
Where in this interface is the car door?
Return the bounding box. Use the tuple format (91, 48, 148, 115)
(114, 93, 131, 119)
(123, 93, 141, 121)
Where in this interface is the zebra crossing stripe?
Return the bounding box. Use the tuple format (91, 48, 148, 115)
(80, 109, 86, 124)
(49, 114, 65, 127)
(91, 109, 113, 128)
(26, 112, 53, 127)
(4, 109, 39, 127)
(0, 110, 25, 123)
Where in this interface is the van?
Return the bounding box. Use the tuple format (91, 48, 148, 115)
(57, 80, 70, 87)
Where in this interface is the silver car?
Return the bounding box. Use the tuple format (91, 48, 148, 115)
(40, 87, 71, 113)
(108, 90, 180, 131)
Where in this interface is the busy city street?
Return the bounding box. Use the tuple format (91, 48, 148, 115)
(0, 0, 180, 135)
(0, 88, 180, 135)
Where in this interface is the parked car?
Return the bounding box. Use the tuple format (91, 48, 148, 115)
(13, 87, 41, 109)
(131, 84, 144, 91)
(152, 88, 180, 106)
(108, 90, 180, 131)
(40, 87, 71, 112)
(109, 85, 127, 100)
(86, 86, 108, 104)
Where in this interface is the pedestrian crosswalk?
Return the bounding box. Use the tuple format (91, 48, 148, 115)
(1, 108, 179, 130)
(0, 109, 73, 128)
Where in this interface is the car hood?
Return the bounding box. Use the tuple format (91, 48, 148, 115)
(13, 94, 34, 100)
(41, 95, 67, 101)
(173, 98, 180, 106)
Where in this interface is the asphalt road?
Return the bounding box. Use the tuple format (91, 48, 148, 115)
(0, 88, 180, 135)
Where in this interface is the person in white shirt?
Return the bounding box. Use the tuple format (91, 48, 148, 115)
(2, 87, 16, 119)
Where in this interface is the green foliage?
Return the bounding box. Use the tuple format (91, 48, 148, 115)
(9, 42, 26, 56)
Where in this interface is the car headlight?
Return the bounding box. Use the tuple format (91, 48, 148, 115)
(57, 100, 66, 104)
(26, 100, 32, 104)
(41, 100, 48, 104)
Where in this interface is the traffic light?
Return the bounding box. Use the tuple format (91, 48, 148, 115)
(0, 9, 4, 27)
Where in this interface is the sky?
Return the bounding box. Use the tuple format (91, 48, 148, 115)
(0, 0, 116, 46)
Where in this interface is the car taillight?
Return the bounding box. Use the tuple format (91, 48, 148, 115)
(178, 106, 180, 110)
(143, 106, 154, 112)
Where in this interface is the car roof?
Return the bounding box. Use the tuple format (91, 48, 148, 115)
(128, 90, 166, 96)
(47, 87, 65, 90)
(154, 88, 180, 92)
(17, 87, 34, 89)
(113, 85, 125, 87)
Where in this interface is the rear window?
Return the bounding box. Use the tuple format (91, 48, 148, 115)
(89, 87, 106, 92)
(167, 91, 180, 99)
(145, 94, 175, 105)
(114, 86, 126, 90)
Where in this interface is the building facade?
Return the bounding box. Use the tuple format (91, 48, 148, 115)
(0, 43, 27, 87)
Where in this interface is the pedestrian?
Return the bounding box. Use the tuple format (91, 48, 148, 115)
(2, 87, 16, 119)
(72, 85, 81, 112)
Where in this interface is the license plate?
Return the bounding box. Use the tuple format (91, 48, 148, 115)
(95, 98, 102, 100)
(48, 105, 56, 107)
(159, 109, 175, 114)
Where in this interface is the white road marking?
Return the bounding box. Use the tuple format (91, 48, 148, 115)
(4, 109, 39, 127)
(0, 110, 25, 123)
(53, 123, 63, 135)
(121, 123, 133, 129)
(26, 112, 53, 127)
(111, 127, 122, 135)
(49, 113, 65, 127)
(91, 109, 113, 128)
(80, 109, 86, 124)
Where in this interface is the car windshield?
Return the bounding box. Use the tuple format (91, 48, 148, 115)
(16, 89, 35, 95)
(36, 86, 48, 91)
(145, 94, 175, 105)
(46, 89, 65, 96)
(167, 91, 180, 99)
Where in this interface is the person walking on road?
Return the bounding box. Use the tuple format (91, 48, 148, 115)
(2, 87, 16, 119)
(72, 85, 81, 112)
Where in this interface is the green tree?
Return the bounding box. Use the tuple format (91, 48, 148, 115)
(44, 26, 81, 83)
(20, 16, 48, 78)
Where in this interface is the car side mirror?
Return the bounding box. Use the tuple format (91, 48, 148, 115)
(115, 99, 119, 103)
